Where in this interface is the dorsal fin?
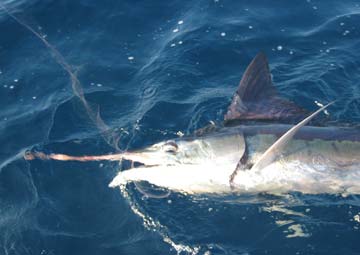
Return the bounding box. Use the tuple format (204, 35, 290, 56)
(250, 102, 334, 172)
(224, 52, 307, 125)
(235, 52, 276, 101)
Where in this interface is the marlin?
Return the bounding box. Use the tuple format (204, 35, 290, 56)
(26, 53, 360, 195)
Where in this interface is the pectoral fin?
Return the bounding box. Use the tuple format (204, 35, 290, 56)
(251, 102, 334, 171)
(229, 102, 334, 186)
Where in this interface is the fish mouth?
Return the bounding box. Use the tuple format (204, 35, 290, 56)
(121, 150, 173, 169)
(128, 160, 159, 169)
(108, 151, 167, 188)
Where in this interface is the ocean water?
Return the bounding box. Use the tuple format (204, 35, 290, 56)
(0, 0, 360, 254)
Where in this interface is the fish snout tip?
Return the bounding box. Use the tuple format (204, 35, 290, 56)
(24, 151, 49, 161)
(24, 150, 35, 160)
(109, 173, 127, 187)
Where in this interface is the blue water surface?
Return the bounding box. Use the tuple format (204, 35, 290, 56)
(0, 0, 360, 254)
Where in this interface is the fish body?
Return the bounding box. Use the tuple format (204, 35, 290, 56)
(110, 124, 360, 194)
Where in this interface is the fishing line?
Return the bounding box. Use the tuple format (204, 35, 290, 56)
(0, 4, 187, 252)
(0, 3, 118, 149)
(1, 3, 172, 199)
(134, 182, 171, 199)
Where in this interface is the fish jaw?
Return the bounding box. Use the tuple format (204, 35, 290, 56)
(109, 163, 237, 194)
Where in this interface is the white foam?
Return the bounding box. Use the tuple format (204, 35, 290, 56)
(354, 214, 360, 223)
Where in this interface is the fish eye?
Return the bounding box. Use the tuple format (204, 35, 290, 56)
(163, 140, 178, 153)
